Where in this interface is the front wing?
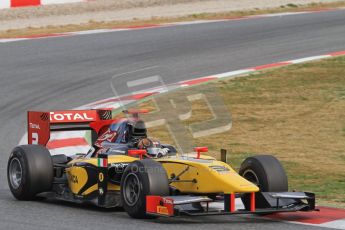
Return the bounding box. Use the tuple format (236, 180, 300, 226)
(146, 192, 316, 217)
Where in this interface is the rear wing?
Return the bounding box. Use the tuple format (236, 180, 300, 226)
(27, 110, 113, 146)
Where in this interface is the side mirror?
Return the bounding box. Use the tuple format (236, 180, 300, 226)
(128, 149, 147, 159)
(193, 147, 208, 159)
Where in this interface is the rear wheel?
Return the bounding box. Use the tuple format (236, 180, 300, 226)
(239, 155, 288, 210)
(120, 159, 169, 219)
(7, 145, 53, 200)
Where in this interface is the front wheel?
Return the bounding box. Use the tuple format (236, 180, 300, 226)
(120, 159, 169, 219)
(239, 155, 288, 210)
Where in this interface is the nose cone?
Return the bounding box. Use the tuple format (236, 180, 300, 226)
(223, 172, 260, 193)
(197, 163, 260, 194)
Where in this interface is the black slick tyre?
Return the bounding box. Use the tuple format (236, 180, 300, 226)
(239, 155, 288, 210)
(120, 159, 169, 219)
(7, 145, 53, 200)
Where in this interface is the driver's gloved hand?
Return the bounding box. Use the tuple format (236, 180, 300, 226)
(158, 148, 170, 156)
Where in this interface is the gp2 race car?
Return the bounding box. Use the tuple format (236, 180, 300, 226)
(7, 109, 316, 219)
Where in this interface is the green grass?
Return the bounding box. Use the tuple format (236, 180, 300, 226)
(138, 56, 345, 207)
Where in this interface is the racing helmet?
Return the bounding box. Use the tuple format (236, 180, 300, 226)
(137, 138, 166, 158)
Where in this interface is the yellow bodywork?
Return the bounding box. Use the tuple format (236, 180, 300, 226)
(65, 166, 89, 194)
(66, 155, 135, 195)
(158, 155, 259, 194)
(65, 154, 259, 196)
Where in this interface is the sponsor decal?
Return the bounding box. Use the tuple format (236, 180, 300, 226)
(110, 163, 129, 173)
(98, 158, 108, 168)
(209, 165, 230, 174)
(163, 198, 173, 204)
(67, 173, 79, 184)
(99, 130, 117, 142)
(50, 111, 97, 123)
(95, 130, 117, 148)
(157, 206, 169, 215)
(29, 123, 40, 130)
(110, 163, 129, 168)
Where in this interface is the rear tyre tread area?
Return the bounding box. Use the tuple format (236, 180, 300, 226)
(7, 145, 53, 200)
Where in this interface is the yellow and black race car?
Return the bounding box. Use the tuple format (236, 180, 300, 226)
(7, 109, 316, 219)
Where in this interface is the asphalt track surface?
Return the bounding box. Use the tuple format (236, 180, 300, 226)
(0, 9, 344, 230)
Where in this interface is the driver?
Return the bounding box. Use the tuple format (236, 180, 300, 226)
(137, 137, 170, 158)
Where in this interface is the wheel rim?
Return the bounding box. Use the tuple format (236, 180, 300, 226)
(9, 158, 23, 189)
(242, 169, 260, 188)
(123, 173, 141, 206)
